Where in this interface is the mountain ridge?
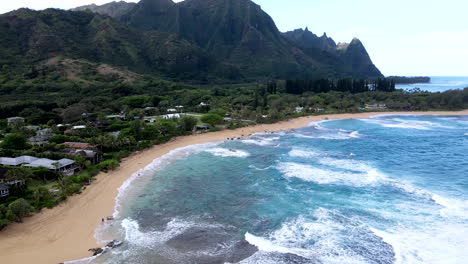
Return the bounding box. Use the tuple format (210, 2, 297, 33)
(1, 0, 384, 82)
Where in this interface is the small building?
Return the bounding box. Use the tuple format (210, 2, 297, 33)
(314, 108, 325, 113)
(0, 184, 9, 198)
(37, 128, 52, 136)
(196, 125, 209, 130)
(28, 134, 54, 145)
(198, 102, 210, 107)
(175, 105, 184, 109)
(25, 125, 40, 131)
(365, 104, 387, 110)
(72, 125, 87, 130)
(7, 117, 25, 126)
(162, 114, 181, 119)
(295, 107, 304, 113)
(60, 149, 103, 165)
(106, 114, 126, 120)
(145, 118, 156, 123)
(167, 108, 177, 113)
(109, 131, 121, 137)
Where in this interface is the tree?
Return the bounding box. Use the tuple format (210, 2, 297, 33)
(8, 198, 31, 222)
(178, 116, 198, 131)
(0, 133, 30, 150)
(201, 113, 223, 127)
(6, 167, 33, 184)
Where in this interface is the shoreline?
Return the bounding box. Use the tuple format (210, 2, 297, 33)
(1, 110, 467, 264)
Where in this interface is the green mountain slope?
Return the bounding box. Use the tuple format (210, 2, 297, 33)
(1, 0, 384, 82)
(0, 8, 217, 79)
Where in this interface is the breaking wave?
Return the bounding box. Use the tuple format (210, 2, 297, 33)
(204, 147, 250, 158)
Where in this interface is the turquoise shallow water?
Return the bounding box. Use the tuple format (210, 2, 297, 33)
(77, 115, 468, 264)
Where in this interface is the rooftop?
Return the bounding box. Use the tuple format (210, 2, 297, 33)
(0, 156, 74, 170)
(64, 142, 94, 149)
(24, 158, 75, 170)
(0, 156, 38, 166)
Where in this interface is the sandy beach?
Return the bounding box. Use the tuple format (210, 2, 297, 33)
(0, 110, 466, 264)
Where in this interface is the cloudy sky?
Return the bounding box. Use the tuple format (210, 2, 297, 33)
(1, 0, 467, 76)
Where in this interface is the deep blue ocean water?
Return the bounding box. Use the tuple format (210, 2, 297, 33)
(395, 76, 468, 92)
(75, 115, 468, 264)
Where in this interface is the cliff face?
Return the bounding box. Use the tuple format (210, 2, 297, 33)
(284, 29, 382, 78)
(338, 38, 382, 78)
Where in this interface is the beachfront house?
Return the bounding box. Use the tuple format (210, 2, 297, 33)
(23, 158, 77, 175)
(59, 149, 103, 165)
(365, 104, 388, 110)
(162, 113, 182, 119)
(0, 184, 9, 198)
(295, 107, 304, 113)
(72, 125, 87, 130)
(0, 156, 77, 176)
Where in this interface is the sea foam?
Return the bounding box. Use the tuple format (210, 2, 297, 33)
(204, 147, 250, 157)
(277, 162, 386, 187)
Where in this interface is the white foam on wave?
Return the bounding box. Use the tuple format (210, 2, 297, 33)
(319, 157, 374, 173)
(244, 233, 309, 257)
(288, 148, 324, 158)
(431, 194, 468, 219)
(121, 217, 228, 248)
(299, 121, 362, 140)
(64, 256, 98, 264)
(370, 222, 468, 264)
(243, 208, 369, 264)
(277, 162, 386, 187)
(241, 136, 280, 146)
(248, 165, 275, 171)
(293, 131, 361, 140)
(363, 117, 457, 130)
(205, 147, 250, 157)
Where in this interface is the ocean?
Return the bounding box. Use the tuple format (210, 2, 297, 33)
(395, 76, 468, 92)
(77, 115, 468, 264)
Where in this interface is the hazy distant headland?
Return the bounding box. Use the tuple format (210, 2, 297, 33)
(387, 76, 431, 84)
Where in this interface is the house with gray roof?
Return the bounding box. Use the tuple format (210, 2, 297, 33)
(0, 156, 77, 175)
(0, 156, 38, 166)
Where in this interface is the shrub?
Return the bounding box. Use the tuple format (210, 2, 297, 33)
(8, 198, 31, 222)
(201, 113, 223, 127)
(96, 159, 120, 172)
(1, 133, 30, 150)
